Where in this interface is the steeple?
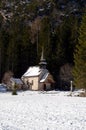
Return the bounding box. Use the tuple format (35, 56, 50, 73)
(39, 47, 47, 69)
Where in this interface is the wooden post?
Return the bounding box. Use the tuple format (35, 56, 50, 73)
(70, 80, 73, 92)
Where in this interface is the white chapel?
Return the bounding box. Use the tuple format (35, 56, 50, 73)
(21, 50, 55, 91)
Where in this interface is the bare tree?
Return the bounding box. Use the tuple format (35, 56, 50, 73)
(2, 71, 14, 84)
(30, 17, 41, 55)
(59, 63, 73, 90)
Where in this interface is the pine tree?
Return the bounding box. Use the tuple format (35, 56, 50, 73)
(73, 13, 86, 89)
(6, 15, 20, 74)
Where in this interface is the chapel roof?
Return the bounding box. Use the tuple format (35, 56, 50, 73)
(22, 66, 41, 77)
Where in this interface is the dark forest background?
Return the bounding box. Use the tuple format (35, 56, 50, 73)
(0, 0, 86, 90)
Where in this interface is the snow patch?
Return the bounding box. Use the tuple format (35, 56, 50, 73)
(0, 91, 86, 130)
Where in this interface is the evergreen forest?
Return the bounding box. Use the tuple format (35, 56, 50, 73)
(0, 0, 86, 90)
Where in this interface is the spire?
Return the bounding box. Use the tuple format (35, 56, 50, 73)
(40, 46, 44, 61)
(39, 47, 47, 69)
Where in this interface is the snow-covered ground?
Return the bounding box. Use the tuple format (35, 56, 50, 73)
(0, 90, 86, 130)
